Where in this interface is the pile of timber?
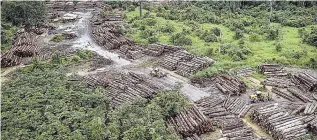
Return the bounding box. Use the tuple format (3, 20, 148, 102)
(272, 87, 296, 101)
(214, 75, 247, 95)
(92, 22, 134, 50)
(38, 44, 76, 61)
(83, 75, 108, 88)
(62, 32, 77, 39)
(195, 96, 259, 139)
(119, 45, 144, 60)
(250, 103, 308, 140)
(235, 68, 254, 77)
(105, 72, 160, 108)
(258, 64, 287, 77)
(183, 133, 201, 140)
(287, 87, 312, 103)
(11, 31, 39, 57)
(90, 53, 113, 70)
(262, 77, 295, 88)
(223, 97, 252, 118)
(103, 14, 123, 21)
(167, 106, 213, 137)
(143, 44, 165, 56)
(303, 102, 317, 115)
(292, 72, 317, 91)
(175, 56, 214, 77)
(303, 115, 317, 135)
(1, 51, 23, 67)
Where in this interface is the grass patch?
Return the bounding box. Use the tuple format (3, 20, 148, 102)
(50, 34, 64, 42)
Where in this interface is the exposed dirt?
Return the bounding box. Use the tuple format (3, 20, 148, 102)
(242, 113, 273, 140)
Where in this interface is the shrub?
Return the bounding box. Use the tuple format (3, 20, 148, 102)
(200, 30, 218, 42)
(170, 33, 192, 46)
(144, 17, 157, 26)
(234, 29, 244, 40)
(159, 24, 175, 33)
(249, 33, 261, 42)
(140, 28, 155, 38)
(220, 43, 252, 61)
(211, 27, 221, 36)
(275, 41, 282, 52)
(50, 34, 64, 42)
(302, 27, 317, 47)
(265, 26, 281, 40)
(148, 36, 159, 44)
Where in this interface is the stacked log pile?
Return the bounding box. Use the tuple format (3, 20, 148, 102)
(92, 22, 134, 50)
(38, 44, 76, 61)
(214, 75, 247, 95)
(83, 75, 108, 88)
(235, 68, 254, 77)
(195, 95, 258, 140)
(258, 64, 287, 77)
(272, 87, 296, 101)
(176, 56, 214, 77)
(167, 106, 213, 137)
(250, 103, 308, 140)
(223, 97, 252, 118)
(119, 45, 144, 60)
(1, 51, 23, 67)
(11, 32, 39, 57)
(105, 72, 160, 108)
(303, 115, 317, 135)
(262, 77, 295, 88)
(184, 133, 201, 140)
(143, 44, 165, 56)
(1, 31, 40, 67)
(303, 102, 317, 115)
(90, 53, 113, 70)
(287, 87, 312, 103)
(292, 72, 317, 91)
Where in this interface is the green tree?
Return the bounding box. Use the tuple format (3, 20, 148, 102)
(1, 1, 47, 28)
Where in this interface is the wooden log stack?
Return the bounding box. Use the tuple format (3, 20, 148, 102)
(303, 115, 317, 135)
(215, 75, 247, 95)
(258, 64, 287, 77)
(262, 77, 295, 88)
(167, 106, 213, 138)
(293, 72, 317, 92)
(1, 51, 23, 67)
(11, 32, 39, 57)
(223, 97, 252, 118)
(303, 102, 317, 115)
(183, 133, 201, 140)
(103, 72, 160, 108)
(287, 87, 312, 103)
(250, 103, 308, 140)
(235, 68, 254, 77)
(272, 87, 296, 101)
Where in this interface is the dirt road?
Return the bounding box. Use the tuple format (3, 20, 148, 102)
(50, 11, 211, 101)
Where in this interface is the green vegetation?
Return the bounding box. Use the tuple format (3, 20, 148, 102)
(1, 22, 17, 50)
(2, 50, 189, 139)
(107, 91, 189, 140)
(1, 55, 107, 139)
(124, 1, 317, 76)
(1, 1, 46, 28)
(50, 34, 65, 42)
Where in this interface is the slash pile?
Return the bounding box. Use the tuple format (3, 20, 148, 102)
(292, 72, 317, 91)
(167, 106, 213, 137)
(258, 64, 287, 77)
(250, 103, 307, 140)
(234, 67, 254, 77)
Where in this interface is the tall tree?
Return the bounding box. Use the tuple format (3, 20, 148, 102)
(1, 1, 46, 28)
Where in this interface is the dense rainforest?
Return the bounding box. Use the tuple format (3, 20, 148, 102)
(1, 1, 317, 140)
